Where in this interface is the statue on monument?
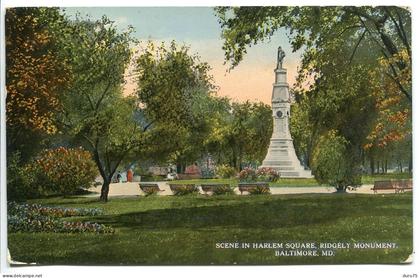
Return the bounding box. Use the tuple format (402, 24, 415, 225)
(277, 46, 285, 69)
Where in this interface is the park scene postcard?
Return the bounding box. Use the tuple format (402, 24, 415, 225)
(1, 4, 414, 270)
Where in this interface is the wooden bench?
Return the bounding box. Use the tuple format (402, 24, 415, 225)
(139, 183, 164, 195)
(200, 184, 231, 194)
(371, 179, 413, 194)
(394, 179, 413, 193)
(238, 182, 270, 195)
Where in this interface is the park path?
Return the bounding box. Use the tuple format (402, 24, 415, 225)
(86, 182, 390, 198)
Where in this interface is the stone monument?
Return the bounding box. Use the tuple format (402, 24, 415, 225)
(260, 47, 313, 178)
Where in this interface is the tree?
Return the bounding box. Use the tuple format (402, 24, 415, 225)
(59, 16, 141, 202)
(6, 7, 71, 160)
(289, 94, 316, 168)
(363, 50, 412, 172)
(205, 100, 272, 170)
(312, 131, 361, 192)
(215, 6, 411, 184)
(215, 6, 411, 101)
(135, 41, 216, 171)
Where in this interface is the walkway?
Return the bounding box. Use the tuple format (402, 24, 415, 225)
(86, 182, 394, 197)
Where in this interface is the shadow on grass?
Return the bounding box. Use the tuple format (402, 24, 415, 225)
(8, 193, 412, 266)
(88, 194, 412, 231)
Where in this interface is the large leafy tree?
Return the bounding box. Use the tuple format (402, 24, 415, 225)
(6, 8, 71, 160)
(363, 50, 412, 172)
(59, 16, 141, 202)
(216, 6, 411, 186)
(215, 6, 411, 101)
(205, 100, 272, 170)
(135, 41, 216, 171)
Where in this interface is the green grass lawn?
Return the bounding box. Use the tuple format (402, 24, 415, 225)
(360, 172, 412, 184)
(8, 192, 412, 265)
(169, 172, 412, 187)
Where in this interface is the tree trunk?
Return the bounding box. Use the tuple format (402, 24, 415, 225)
(100, 178, 111, 202)
(238, 151, 243, 171)
(409, 152, 412, 172)
(335, 185, 347, 193)
(232, 155, 237, 170)
(370, 157, 375, 174)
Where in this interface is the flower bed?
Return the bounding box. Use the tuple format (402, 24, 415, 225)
(238, 167, 279, 182)
(238, 167, 257, 182)
(8, 202, 114, 234)
(256, 167, 280, 182)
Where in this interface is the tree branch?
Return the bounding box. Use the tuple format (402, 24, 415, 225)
(383, 7, 408, 52)
(348, 29, 367, 64)
(394, 8, 411, 57)
(95, 79, 113, 112)
(384, 68, 411, 102)
(92, 138, 108, 182)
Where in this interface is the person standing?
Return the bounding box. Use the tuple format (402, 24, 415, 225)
(127, 168, 133, 182)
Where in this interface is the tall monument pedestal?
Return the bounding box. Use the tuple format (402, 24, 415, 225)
(260, 49, 312, 178)
(262, 138, 313, 178)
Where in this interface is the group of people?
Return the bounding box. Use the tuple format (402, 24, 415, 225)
(115, 168, 134, 183)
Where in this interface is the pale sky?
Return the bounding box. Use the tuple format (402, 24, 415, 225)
(64, 7, 302, 104)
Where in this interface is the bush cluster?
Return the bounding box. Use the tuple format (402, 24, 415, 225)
(8, 202, 114, 234)
(31, 147, 98, 195)
(170, 185, 199, 196)
(215, 165, 236, 178)
(248, 186, 271, 195)
(312, 130, 361, 192)
(238, 167, 257, 182)
(238, 167, 279, 182)
(201, 168, 216, 179)
(8, 147, 98, 200)
(7, 152, 42, 200)
(256, 167, 280, 182)
(212, 184, 234, 195)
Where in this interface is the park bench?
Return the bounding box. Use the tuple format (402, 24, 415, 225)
(238, 182, 270, 195)
(200, 184, 231, 194)
(394, 179, 413, 193)
(371, 179, 413, 194)
(139, 183, 164, 195)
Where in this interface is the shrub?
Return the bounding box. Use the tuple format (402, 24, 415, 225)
(216, 165, 236, 178)
(311, 130, 362, 192)
(201, 168, 216, 179)
(256, 167, 280, 182)
(238, 167, 257, 182)
(141, 186, 160, 196)
(249, 185, 271, 195)
(212, 184, 235, 195)
(239, 167, 279, 183)
(7, 152, 46, 200)
(7, 202, 113, 234)
(170, 184, 199, 196)
(31, 147, 98, 195)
